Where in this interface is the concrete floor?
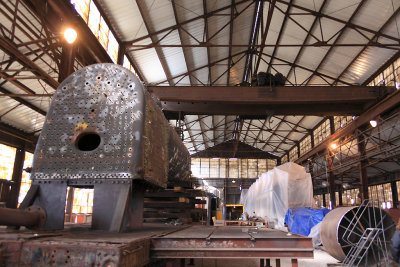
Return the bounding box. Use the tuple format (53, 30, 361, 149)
(184, 248, 339, 267)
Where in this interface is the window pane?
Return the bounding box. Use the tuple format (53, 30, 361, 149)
(210, 158, 219, 177)
(0, 144, 16, 181)
(88, 1, 100, 38)
(267, 159, 276, 171)
(71, 0, 90, 23)
(248, 159, 257, 178)
(191, 158, 200, 177)
(240, 159, 248, 178)
(200, 158, 209, 178)
(98, 17, 109, 50)
(18, 152, 34, 204)
(107, 31, 119, 63)
(219, 158, 227, 178)
(257, 159, 266, 177)
(228, 159, 239, 178)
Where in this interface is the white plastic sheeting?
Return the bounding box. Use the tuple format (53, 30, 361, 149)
(241, 162, 313, 229)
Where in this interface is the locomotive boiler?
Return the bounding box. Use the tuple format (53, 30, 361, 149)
(23, 63, 191, 232)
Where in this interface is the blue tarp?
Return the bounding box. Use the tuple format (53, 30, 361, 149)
(284, 207, 330, 236)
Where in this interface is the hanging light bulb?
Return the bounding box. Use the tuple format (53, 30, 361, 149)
(64, 28, 77, 44)
(370, 120, 377, 127)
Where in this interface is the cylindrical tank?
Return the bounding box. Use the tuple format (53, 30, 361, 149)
(320, 206, 395, 264)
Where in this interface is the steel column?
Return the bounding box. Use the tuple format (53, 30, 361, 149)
(7, 148, 25, 209)
(357, 131, 369, 201)
(391, 181, 399, 209)
(327, 151, 336, 207)
(58, 43, 76, 82)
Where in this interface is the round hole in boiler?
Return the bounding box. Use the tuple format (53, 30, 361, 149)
(75, 132, 101, 151)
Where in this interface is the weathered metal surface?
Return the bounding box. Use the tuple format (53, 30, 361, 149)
(22, 63, 190, 231)
(320, 206, 353, 261)
(320, 206, 395, 263)
(0, 235, 150, 267)
(0, 206, 45, 228)
(151, 226, 313, 259)
(0, 224, 183, 266)
(32, 63, 146, 182)
(31, 63, 189, 185)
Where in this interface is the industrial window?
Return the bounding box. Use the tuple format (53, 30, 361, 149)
(209, 158, 219, 177)
(70, 0, 119, 63)
(240, 159, 248, 178)
(324, 193, 331, 209)
(18, 152, 34, 204)
(314, 194, 323, 207)
(219, 158, 227, 178)
(71, 188, 93, 214)
(299, 136, 311, 156)
(267, 159, 276, 171)
(334, 116, 355, 132)
(369, 183, 393, 209)
(247, 159, 258, 178)
(228, 158, 239, 178)
(191, 158, 274, 179)
(383, 66, 395, 86)
(257, 159, 267, 177)
(281, 154, 288, 164)
(342, 189, 359, 206)
(313, 119, 331, 146)
(98, 17, 109, 50)
(191, 158, 201, 177)
(200, 158, 210, 178)
(87, 1, 101, 39)
(123, 55, 137, 75)
(70, 0, 90, 23)
(0, 144, 16, 181)
(288, 146, 298, 162)
(107, 31, 119, 63)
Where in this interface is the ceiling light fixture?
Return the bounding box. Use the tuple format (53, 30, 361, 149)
(64, 28, 77, 44)
(330, 143, 337, 149)
(370, 120, 377, 128)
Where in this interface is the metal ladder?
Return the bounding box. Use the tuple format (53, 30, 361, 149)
(343, 227, 382, 266)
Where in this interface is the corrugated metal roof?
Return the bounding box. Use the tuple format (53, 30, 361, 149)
(2, 0, 400, 168)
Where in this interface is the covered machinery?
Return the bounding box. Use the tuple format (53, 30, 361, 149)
(21, 63, 190, 232)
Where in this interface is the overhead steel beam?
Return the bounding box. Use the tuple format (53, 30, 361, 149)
(149, 85, 392, 104)
(150, 85, 394, 116)
(127, 43, 399, 49)
(0, 36, 59, 89)
(0, 122, 37, 152)
(295, 89, 400, 164)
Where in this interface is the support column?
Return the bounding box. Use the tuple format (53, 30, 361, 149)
(322, 193, 326, 208)
(58, 43, 76, 82)
(327, 151, 336, 207)
(357, 130, 369, 201)
(7, 148, 25, 209)
(338, 187, 343, 206)
(391, 181, 399, 209)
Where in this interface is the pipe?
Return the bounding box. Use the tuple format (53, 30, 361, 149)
(0, 206, 46, 229)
